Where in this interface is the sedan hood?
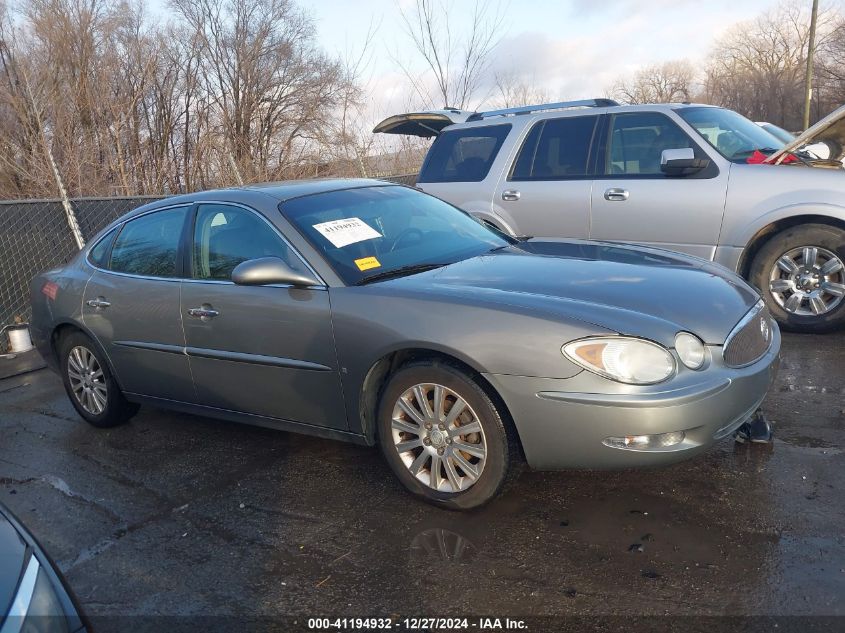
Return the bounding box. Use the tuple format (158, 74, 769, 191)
(767, 104, 845, 165)
(392, 240, 760, 345)
(0, 513, 26, 617)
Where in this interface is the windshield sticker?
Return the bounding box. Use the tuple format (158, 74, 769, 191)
(312, 217, 382, 248)
(354, 256, 381, 271)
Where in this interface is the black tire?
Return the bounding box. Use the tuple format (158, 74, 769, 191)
(59, 331, 139, 427)
(376, 361, 520, 510)
(749, 224, 845, 333)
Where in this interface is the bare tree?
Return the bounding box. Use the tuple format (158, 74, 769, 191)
(702, 1, 836, 129)
(395, 0, 506, 109)
(313, 21, 379, 177)
(611, 59, 697, 105)
(170, 0, 345, 183)
(813, 12, 845, 124)
(492, 69, 551, 108)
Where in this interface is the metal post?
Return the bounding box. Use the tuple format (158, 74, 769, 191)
(22, 72, 85, 250)
(803, 0, 820, 131)
(45, 141, 86, 250)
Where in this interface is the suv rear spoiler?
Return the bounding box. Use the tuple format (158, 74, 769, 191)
(373, 98, 619, 137)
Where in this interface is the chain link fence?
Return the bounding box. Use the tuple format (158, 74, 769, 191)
(0, 174, 417, 338)
(0, 196, 164, 332)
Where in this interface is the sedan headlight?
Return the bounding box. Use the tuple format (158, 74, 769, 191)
(562, 337, 675, 385)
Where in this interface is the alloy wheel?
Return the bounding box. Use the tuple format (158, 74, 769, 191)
(67, 346, 107, 415)
(391, 383, 487, 493)
(768, 245, 845, 316)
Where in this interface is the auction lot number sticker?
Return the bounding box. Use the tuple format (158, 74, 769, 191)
(313, 217, 382, 248)
(307, 617, 527, 630)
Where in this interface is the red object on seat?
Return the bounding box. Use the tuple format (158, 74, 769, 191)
(747, 149, 798, 164)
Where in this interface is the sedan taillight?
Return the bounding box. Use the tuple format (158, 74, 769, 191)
(41, 282, 58, 300)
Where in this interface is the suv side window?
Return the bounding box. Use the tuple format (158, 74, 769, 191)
(192, 204, 308, 281)
(510, 115, 598, 180)
(606, 112, 697, 176)
(418, 124, 511, 183)
(110, 207, 188, 278)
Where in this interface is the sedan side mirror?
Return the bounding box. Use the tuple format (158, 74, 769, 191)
(231, 257, 320, 287)
(660, 148, 710, 176)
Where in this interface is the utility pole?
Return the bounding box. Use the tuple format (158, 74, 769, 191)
(803, 0, 820, 131)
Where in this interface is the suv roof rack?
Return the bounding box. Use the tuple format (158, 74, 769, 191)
(466, 98, 619, 121)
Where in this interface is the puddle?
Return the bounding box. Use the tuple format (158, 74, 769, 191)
(777, 435, 840, 450)
(409, 528, 478, 563)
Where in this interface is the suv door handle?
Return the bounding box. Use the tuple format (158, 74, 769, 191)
(604, 188, 629, 201)
(501, 190, 521, 202)
(187, 305, 219, 320)
(86, 297, 111, 309)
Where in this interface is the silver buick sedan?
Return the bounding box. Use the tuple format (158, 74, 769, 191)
(30, 180, 780, 509)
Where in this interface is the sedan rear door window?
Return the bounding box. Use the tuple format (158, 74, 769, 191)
(110, 207, 188, 278)
(418, 124, 510, 183)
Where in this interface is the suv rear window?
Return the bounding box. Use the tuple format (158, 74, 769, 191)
(418, 124, 510, 183)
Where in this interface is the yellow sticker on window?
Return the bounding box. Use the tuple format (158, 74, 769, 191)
(354, 256, 381, 271)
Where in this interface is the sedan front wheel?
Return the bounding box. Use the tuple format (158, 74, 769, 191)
(377, 362, 519, 509)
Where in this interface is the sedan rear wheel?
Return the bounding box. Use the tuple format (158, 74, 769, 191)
(377, 362, 519, 510)
(60, 332, 139, 427)
(67, 345, 108, 415)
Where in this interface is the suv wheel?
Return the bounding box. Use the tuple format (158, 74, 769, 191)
(377, 362, 520, 510)
(750, 224, 845, 333)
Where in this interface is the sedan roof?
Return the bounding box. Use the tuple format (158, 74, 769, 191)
(118, 178, 397, 224)
(237, 178, 391, 202)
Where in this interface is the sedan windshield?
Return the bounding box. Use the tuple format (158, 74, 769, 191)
(280, 185, 511, 285)
(678, 107, 785, 162)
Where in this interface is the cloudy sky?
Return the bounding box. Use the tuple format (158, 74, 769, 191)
(306, 0, 784, 122)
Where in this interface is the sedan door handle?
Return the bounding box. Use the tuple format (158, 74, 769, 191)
(187, 305, 219, 320)
(604, 188, 629, 201)
(86, 297, 111, 309)
(501, 190, 521, 202)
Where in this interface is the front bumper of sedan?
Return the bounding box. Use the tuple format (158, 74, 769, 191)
(483, 328, 780, 470)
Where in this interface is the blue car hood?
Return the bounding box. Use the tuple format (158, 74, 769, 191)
(0, 514, 26, 618)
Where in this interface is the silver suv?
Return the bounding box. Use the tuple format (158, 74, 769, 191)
(376, 99, 845, 332)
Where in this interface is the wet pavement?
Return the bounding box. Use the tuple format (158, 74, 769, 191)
(0, 333, 843, 631)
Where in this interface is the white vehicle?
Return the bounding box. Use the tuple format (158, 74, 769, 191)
(756, 122, 831, 160)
